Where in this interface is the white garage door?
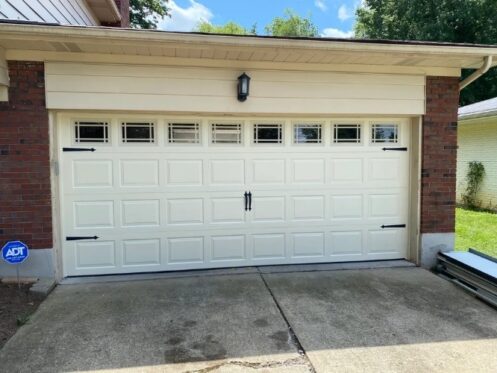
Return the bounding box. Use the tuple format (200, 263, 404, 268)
(59, 115, 410, 276)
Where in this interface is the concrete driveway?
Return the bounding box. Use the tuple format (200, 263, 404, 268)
(1, 266, 497, 372)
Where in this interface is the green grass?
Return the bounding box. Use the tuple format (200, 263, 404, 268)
(455, 207, 497, 257)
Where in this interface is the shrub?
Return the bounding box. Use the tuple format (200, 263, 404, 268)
(462, 161, 485, 208)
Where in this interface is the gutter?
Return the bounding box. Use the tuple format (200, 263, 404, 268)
(459, 56, 493, 90)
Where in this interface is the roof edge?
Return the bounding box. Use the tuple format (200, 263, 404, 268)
(0, 22, 497, 57)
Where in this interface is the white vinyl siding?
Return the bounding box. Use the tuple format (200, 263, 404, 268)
(457, 119, 497, 209)
(0, 0, 99, 25)
(45, 62, 426, 115)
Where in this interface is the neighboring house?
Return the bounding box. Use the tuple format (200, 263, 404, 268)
(0, 0, 128, 27)
(457, 97, 497, 210)
(1, 3, 497, 280)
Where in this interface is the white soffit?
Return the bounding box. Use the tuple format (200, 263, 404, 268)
(0, 23, 497, 72)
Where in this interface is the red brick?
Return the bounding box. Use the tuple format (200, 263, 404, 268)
(0, 61, 52, 249)
(420, 76, 459, 233)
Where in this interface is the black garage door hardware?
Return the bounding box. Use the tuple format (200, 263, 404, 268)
(63, 147, 96, 152)
(66, 236, 99, 241)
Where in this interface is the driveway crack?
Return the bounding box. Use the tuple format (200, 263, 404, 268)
(184, 356, 310, 372)
(257, 269, 316, 373)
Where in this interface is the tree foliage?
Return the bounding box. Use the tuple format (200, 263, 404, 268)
(196, 21, 255, 35)
(130, 0, 169, 29)
(355, 0, 497, 105)
(265, 9, 318, 37)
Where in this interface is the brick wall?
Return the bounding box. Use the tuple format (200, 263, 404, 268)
(102, 0, 130, 28)
(421, 76, 460, 233)
(0, 61, 52, 249)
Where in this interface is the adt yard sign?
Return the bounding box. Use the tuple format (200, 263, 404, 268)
(2, 241, 29, 264)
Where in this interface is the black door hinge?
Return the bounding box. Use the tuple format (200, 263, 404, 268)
(382, 147, 408, 151)
(66, 236, 99, 241)
(63, 147, 96, 152)
(381, 224, 406, 229)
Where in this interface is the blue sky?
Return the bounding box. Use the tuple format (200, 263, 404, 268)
(160, 0, 361, 38)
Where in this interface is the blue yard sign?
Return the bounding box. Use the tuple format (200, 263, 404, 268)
(2, 241, 29, 264)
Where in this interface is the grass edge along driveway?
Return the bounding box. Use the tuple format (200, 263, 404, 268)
(456, 207, 497, 258)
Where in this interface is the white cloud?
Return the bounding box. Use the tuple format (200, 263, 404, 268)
(321, 28, 354, 38)
(159, 0, 213, 31)
(338, 4, 353, 21)
(315, 0, 327, 12)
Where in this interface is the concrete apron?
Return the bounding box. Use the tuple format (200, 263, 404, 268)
(1, 267, 497, 372)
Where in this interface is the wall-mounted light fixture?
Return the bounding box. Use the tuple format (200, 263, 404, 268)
(237, 73, 251, 102)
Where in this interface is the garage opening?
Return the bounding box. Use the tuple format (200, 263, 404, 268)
(58, 115, 411, 276)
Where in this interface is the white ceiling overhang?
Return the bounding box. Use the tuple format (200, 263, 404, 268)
(1, 23, 497, 75)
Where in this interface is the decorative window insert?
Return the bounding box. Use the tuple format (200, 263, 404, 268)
(333, 124, 361, 144)
(371, 124, 399, 143)
(168, 122, 200, 144)
(294, 124, 322, 144)
(121, 122, 155, 143)
(253, 124, 283, 144)
(211, 123, 242, 144)
(74, 121, 109, 143)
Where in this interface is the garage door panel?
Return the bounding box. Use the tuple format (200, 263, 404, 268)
(330, 230, 364, 256)
(166, 160, 203, 186)
(251, 159, 286, 184)
(60, 117, 411, 276)
(211, 235, 246, 262)
(122, 239, 161, 267)
(330, 158, 364, 183)
(167, 237, 205, 264)
(209, 159, 245, 185)
(292, 232, 326, 258)
(120, 160, 160, 187)
(75, 241, 116, 269)
(167, 198, 204, 225)
(367, 157, 409, 187)
(252, 234, 286, 260)
(331, 195, 363, 219)
(251, 196, 286, 223)
(292, 196, 326, 221)
(73, 160, 113, 188)
(73, 201, 115, 229)
(210, 197, 246, 224)
(292, 159, 325, 184)
(367, 229, 405, 255)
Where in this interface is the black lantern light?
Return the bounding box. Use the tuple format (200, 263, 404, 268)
(237, 72, 251, 102)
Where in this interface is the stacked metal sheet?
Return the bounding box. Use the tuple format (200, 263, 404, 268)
(437, 249, 497, 308)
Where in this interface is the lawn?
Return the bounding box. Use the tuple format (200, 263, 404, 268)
(455, 207, 497, 257)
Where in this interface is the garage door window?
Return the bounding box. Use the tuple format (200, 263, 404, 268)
(333, 124, 361, 144)
(211, 123, 242, 144)
(74, 121, 109, 143)
(253, 124, 283, 144)
(168, 123, 200, 144)
(294, 124, 322, 144)
(371, 124, 399, 143)
(122, 122, 155, 143)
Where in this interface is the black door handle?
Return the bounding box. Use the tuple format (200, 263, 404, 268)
(248, 192, 252, 211)
(244, 192, 249, 211)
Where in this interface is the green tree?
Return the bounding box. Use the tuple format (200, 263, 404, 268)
(195, 21, 254, 35)
(265, 9, 318, 37)
(355, 0, 497, 105)
(130, 0, 169, 29)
